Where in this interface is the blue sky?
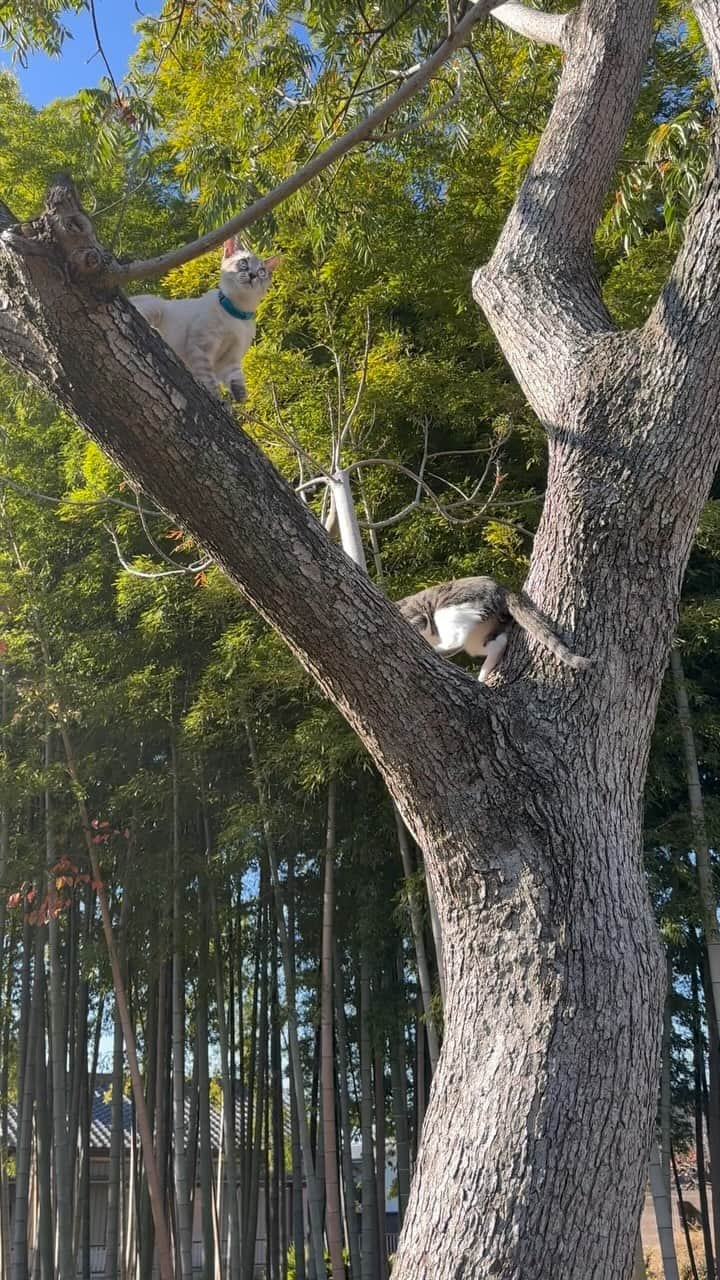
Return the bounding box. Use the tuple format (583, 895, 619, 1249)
(2, 0, 154, 109)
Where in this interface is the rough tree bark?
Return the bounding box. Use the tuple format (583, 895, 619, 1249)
(1, 1, 720, 1275)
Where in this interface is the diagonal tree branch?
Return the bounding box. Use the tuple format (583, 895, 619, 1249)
(0, 196, 489, 822)
(95, 0, 497, 284)
(473, 1, 658, 420)
(644, 3, 720, 396)
(692, 0, 720, 93)
(490, 2, 570, 47)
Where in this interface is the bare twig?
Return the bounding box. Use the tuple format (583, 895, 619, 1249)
(89, 0, 123, 104)
(338, 308, 372, 453)
(0, 470, 162, 515)
(103, 524, 212, 579)
(467, 46, 528, 130)
(369, 69, 462, 143)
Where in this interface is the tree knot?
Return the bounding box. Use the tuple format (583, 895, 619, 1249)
(0, 172, 117, 286)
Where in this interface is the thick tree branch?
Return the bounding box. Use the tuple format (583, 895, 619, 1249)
(490, 2, 570, 48)
(0, 210, 490, 820)
(473, 0, 658, 420)
(95, 0, 497, 285)
(692, 0, 720, 94)
(644, 2, 720, 397)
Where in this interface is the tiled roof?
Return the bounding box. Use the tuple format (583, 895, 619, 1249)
(5, 1073, 242, 1155)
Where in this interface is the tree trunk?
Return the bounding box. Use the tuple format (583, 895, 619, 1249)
(245, 724, 326, 1280)
(34, 960, 53, 1280)
(105, 994, 124, 1280)
(4, 2, 720, 1269)
(197, 878, 215, 1280)
(210, 883, 243, 1280)
(672, 1146, 700, 1280)
(703, 959, 720, 1277)
(0, 670, 9, 1021)
(288, 849, 308, 1280)
(670, 649, 720, 1029)
(389, 988, 411, 1229)
(692, 968, 715, 1278)
(414, 992, 425, 1154)
(633, 1234, 646, 1280)
(661, 956, 673, 1203)
(321, 782, 346, 1280)
(45, 730, 75, 1280)
(12, 934, 42, 1280)
(374, 1041, 387, 1280)
(242, 890, 268, 1280)
(0, 918, 14, 1280)
(333, 939, 361, 1280)
(170, 735, 194, 1280)
(649, 1143, 679, 1280)
(392, 813, 439, 1074)
(359, 953, 378, 1280)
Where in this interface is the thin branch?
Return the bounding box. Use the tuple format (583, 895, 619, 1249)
(490, 2, 570, 48)
(134, 491, 211, 571)
(0, 470, 162, 515)
(369, 70, 462, 143)
(314, 0, 423, 149)
(89, 0, 123, 104)
(467, 45, 528, 130)
(103, 524, 212, 579)
(265, 389, 327, 476)
(338, 308, 372, 451)
(109, 0, 498, 284)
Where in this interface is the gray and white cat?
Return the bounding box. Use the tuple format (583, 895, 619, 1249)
(397, 576, 591, 682)
(131, 237, 279, 402)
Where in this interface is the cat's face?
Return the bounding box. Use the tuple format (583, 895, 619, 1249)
(221, 242, 280, 307)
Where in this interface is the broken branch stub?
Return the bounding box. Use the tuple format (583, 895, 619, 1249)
(1, 174, 117, 285)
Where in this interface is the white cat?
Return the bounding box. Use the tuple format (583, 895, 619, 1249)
(398, 576, 591, 682)
(131, 237, 279, 402)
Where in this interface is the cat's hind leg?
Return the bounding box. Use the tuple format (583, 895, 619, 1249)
(478, 632, 508, 683)
(219, 365, 247, 403)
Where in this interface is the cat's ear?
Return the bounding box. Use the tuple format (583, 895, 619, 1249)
(223, 237, 238, 258)
(265, 255, 282, 274)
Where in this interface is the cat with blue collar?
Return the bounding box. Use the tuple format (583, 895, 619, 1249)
(131, 236, 280, 403)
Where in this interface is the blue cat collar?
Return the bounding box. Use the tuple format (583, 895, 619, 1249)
(218, 291, 255, 321)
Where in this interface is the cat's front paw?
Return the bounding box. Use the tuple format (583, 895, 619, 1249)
(229, 379, 247, 403)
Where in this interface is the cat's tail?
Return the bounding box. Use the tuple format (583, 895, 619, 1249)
(504, 591, 592, 671)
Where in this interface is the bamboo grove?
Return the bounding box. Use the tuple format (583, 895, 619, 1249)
(0, 1, 720, 1277)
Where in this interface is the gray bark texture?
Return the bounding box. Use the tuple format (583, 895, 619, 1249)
(1, 2, 720, 1275)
